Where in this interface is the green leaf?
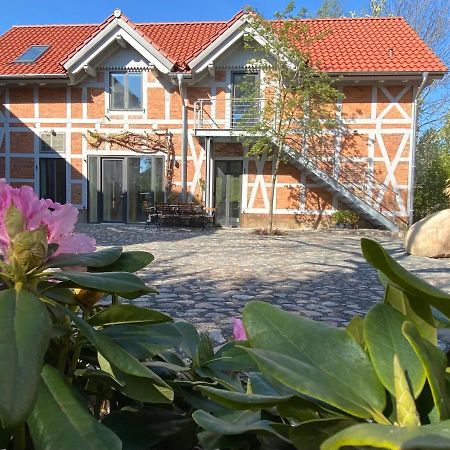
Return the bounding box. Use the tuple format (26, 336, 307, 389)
(44, 286, 78, 305)
(28, 365, 121, 450)
(101, 323, 182, 359)
(345, 316, 365, 347)
(174, 321, 200, 365)
(243, 301, 385, 419)
(364, 303, 425, 397)
(384, 282, 437, 345)
(394, 355, 420, 427)
(321, 420, 450, 450)
(61, 306, 173, 403)
(361, 238, 450, 318)
(89, 251, 154, 273)
(192, 410, 286, 440)
(195, 367, 244, 392)
(103, 407, 194, 450)
(4, 204, 24, 239)
(43, 247, 123, 269)
(277, 397, 332, 423)
(0, 287, 52, 428)
(244, 348, 382, 420)
(402, 322, 450, 421)
(196, 385, 292, 410)
(98, 353, 172, 404)
(74, 368, 125, 390)
(88, 305, 171, 327)
(198, 331, 215, 365)
(53, 271, 158, 295)
(203, 342, 257, 371)
(290, 418, 357, 450)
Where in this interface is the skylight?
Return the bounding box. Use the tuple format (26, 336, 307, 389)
(15, 45, 49, 63)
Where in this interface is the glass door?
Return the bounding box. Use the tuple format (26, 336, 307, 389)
(127, 157, 164, 222)
(39, 158, 66, 204)
(102, 159, 124, 222)
(214, 160, 242, 227)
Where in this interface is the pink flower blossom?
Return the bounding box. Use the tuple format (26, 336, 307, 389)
(0, 179, 95, 258)
(233, 318, 247, 341)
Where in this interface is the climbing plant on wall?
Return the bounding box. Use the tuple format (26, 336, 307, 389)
(86, 130, 177, 197)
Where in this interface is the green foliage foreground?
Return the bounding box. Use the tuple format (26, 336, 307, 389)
(2, 237, 450, 449)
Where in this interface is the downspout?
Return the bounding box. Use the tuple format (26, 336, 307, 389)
(409, 71, 428, 226)
(177, 73, 188, 201)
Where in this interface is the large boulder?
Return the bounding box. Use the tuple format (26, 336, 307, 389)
(405, 209, 450, 258)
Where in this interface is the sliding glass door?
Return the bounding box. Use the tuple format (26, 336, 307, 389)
(102, 159, 124, 222)
(88, 155, 164, 223)
(127, 157, 164, 223)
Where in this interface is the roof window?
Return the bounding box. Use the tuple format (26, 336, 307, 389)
(15, 45, 49, 63)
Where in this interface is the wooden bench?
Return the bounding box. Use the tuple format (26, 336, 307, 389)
(145, 202, 215, 229)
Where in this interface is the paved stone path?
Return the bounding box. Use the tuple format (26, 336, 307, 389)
(77, 224, 450, 342)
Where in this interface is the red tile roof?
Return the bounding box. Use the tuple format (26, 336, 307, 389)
(0, 13, 445, 77)
(297, 17, 447, 73)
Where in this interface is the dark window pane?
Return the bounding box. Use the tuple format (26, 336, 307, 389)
(39, 158, 66, 204)
(111, 73, 125, 110)
(127, 73, 142, 110)
(88, 157, 98, 222)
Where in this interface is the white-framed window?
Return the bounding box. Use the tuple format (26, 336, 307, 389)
(109, 71, 143, 111)
(40, 132, 65, 154)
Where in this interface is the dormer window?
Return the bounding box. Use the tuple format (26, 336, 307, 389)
(110, 72, 143, 111)
(15, 45, 49, 63)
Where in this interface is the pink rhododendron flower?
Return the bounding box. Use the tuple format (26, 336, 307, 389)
(0, 179, 95, 258)
(233, 318, 247, 341)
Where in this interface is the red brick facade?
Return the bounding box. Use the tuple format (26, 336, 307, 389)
(0, 71, 418, 228)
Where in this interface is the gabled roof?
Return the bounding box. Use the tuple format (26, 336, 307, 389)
(0, 11, 446, 78)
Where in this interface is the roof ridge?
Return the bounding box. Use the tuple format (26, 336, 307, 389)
(8, 16, 406, 29)
(11, 23, 99, 28)
(136, 20, 228, 25)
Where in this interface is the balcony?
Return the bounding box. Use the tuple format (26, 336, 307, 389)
(194, 98, 262, 136)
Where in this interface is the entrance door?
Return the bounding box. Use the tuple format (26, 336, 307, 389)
(215, 160, 242, 227)
(39, 158, 66, 204)
(102, 159, 124, 222)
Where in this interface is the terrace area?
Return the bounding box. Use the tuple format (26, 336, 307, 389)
(76, 224, 450, 342)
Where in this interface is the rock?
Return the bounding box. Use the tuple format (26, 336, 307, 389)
(405, 210, 450, 258)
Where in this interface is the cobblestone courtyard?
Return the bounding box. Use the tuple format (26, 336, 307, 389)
(77, 224, 450, 341)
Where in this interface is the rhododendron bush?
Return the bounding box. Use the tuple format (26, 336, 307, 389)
(1, 179, 450, 450)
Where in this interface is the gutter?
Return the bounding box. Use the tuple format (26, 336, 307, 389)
(176, 73, 190, 201)
(408, 71, 429, 226)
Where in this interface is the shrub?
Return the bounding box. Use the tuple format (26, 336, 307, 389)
(331, 210, 360, 227)
(2, 179, 450, 449)
(253, 227, 286, 236)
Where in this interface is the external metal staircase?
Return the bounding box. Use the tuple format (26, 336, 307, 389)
(280, 142, 406, 232)
(194, 98, 407, 232)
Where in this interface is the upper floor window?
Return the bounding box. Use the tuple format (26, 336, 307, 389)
(15, 45, 49, 63)
(110, 72, 143, 111)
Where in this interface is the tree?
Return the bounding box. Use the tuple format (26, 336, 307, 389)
(414, 124, 450, 220)
(316, 0, 344, 18)
(237, 2, 342, 233)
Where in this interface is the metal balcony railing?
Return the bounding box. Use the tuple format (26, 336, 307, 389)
(194, 97, 408, 229)
(194, 98, 262, 130)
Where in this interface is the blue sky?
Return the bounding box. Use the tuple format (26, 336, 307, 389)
(0, 0, 364, 33)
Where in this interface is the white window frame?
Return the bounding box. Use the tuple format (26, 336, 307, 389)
(109, 71, 143, 111)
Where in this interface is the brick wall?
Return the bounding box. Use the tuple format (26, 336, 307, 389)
(0, 69, 416, 228)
